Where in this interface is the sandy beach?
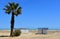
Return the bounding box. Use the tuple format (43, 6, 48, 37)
(0, 30, 60, 39)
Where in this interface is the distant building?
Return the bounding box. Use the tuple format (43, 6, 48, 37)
(37, 28, 48, 34)
(19, 28, 29, 34)
(14, 28, 29, 34)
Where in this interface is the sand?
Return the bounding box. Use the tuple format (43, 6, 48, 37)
(0, 30, 60, 39)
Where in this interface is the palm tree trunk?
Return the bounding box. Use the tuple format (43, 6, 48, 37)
(10, 12, 14, 37)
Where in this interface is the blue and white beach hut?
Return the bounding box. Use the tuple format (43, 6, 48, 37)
(37, 28, 48, 34)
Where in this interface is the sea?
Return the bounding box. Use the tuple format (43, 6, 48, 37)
(0, 28, 60, 30)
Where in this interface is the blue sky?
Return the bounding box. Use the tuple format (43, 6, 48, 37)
(0, 0, 60, 29)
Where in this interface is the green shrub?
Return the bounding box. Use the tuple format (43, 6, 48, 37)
(13, 29, 21, 36)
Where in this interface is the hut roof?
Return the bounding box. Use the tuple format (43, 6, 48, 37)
(38, 28, 48, 30)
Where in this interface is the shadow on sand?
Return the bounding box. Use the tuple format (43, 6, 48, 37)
(0, 35, 10, 37)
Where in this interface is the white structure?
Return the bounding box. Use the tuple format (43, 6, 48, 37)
(20, 28, 29, 34)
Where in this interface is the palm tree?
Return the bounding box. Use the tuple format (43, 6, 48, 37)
(3, 2, 22, 37)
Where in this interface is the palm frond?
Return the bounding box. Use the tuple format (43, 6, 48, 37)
(5, 5, 10, 9)
(14, 7, 21, 16)
(9, 2, 15, 10)
(13, 12, 18, 16)
(17, 7, 22, 13)
(3, 6, 11, 14)
(15, 3, 19, 9)
(3, 2, 22, 15)
(5, 9, 11, 14)
(3, 8, 7, 10)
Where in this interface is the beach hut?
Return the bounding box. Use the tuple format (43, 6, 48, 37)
(37, 28, 48, 34)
